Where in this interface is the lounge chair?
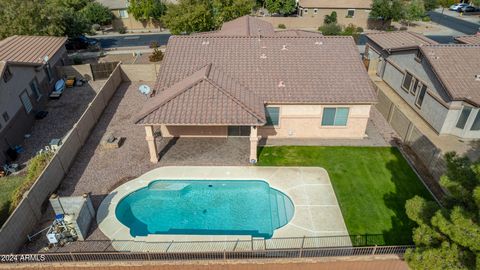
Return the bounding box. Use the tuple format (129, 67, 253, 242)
(49, 79, 66, 99)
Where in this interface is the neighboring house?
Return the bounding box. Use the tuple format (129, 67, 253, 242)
(365, 31, 480, 140)
(0, 36, 67, 163)
(135, 16, 376, 163)
(96, 0, 161, 30)
(298, 0, 373, 29)
(454, 34, 480, 45)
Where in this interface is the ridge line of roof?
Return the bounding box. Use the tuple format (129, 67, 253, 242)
(170, 35, 349, 39)
(203, 76, 265, 123)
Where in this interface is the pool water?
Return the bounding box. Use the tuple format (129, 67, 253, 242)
(115, 180, 295, 238)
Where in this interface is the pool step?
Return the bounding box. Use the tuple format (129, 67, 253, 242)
(269, 191, 290, 229)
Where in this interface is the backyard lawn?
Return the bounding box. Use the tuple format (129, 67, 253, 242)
(0, 175, 25, 227)
(257, 146, 435, 245)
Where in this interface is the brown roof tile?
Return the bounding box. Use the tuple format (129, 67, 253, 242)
(454, 34, 480, 45)
(366, 31, 438, 51)
(420, 45, 480, 106)
(299, 0, 372, 9)
(0, 35, 67, 65)
(137, 16, 376, 126)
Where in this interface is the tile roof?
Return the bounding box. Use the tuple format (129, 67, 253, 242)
(0, 35, 67, 65)
(209, 16, 276, 37)
(273, 30, 324, 37)
(366, 31, 438, 51)
(0, 61, 5, 77)
(299, 0, 372, 9)
(136, 64, 266, 125)
(136, 16, 376, 126)
(420, 45, 480, 106)
(454, 34, 480, 45)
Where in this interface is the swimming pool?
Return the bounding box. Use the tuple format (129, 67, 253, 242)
(115, 180, 295, 238)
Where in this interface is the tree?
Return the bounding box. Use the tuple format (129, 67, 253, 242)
(438, 0, 455, 13)
(264, 0, 296, 15)
(472, 0, 480, 7)
(370, 0, 406, 27)
(404, 153, 480, 270)
(324, 11, 337, 24)
(162, 0, 254, 34)
(81, 2, 114, 26)
(423, 0, 438, 11)
(404, 0, 426, 26)
(128, 0, 166, 21)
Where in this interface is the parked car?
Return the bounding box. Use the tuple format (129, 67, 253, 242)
(460, 5, 479, 12)
(449, 3, 469, 11)
(65, 35, 99, 51)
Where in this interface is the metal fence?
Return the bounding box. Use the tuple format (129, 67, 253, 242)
(5, 245, 412, 263)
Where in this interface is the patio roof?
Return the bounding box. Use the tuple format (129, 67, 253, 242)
(135, 64, 266, 126)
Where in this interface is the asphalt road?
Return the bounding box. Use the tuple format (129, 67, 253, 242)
(428, 10, 479, 35)
(96, 33, 171, 48)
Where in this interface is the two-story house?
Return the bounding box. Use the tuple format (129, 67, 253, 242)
(0, 36, 67, 163)
(365, 31, 480, 140)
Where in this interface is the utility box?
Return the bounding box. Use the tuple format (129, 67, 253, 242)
(49, 194, 95, 241)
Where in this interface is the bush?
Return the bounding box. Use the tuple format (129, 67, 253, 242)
(421, 16, 431, 22)
(341, 24, 364, 43)
(278, 24, 286, 29)
(324, 11, 337, 24)
(149, 47, 164, 62)
(149, 41, 160, 49)
(318, 23, 342, 35)
(118, 26, 127, 34)
(73, 56, 83, 65)
(399, 26, 408, 31)
(9, 152, 53, 212)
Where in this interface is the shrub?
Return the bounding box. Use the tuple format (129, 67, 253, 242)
(421, 16, 431, 22)
(118, 26, 127, 34)
(399, 26, 408, 31)
(149, 41, 160, 49)
(318, 23, 342, 35)
(324, 11, 337, 24)
(149, 47, 164, 62)
(278, 24, 286, 29)
(9, 152, 53, 212)
(73, 56, 83, 65)
(341, 24, 364, 43)
(92, 24, 101, 31)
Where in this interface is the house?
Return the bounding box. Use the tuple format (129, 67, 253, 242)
(96, 0, 161, 31)
(0, 36, 67, 163)
(365, 31, 480, 140)
(135, 16, 377, 163)
(455, 34, 480, 45)
(297, 0, 373, 29)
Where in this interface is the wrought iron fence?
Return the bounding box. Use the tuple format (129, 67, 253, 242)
(4, 245, 412, 263)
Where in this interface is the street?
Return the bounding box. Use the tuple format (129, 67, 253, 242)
(428, 10, 479, 35)
(96, 33, 171, 49)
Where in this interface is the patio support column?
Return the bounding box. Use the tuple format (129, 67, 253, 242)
(145, 125, 158, 163)
(249, 126, 258, 163)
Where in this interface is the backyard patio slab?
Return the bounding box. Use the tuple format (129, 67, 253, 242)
(97, 166, 350, 252)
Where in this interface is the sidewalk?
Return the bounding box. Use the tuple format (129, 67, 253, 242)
(435, 8, 480, 25)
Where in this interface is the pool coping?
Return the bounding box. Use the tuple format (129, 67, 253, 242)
(97, 166, 351, 249)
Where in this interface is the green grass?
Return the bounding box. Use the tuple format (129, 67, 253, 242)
(0, 174, 26, 227)
(257, 146, 434, 245)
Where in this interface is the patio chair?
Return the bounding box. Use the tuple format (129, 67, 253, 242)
(49, 79, 66, 99)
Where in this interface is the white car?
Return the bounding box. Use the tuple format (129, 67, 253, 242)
(449, 3, 469, 11)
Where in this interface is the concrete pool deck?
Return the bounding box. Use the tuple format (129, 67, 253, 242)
(97, 166, 351, 251)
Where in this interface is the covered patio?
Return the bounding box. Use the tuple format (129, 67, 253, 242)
(134, 64, 267, 164)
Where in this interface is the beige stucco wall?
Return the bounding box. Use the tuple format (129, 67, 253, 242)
(259, 8, 371, 30)
(258, 104, 371, 139)
(112, 9, 161, 30)
(159, 104, 371, 139)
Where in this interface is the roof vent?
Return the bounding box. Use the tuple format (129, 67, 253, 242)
(315, 41, 323, 45)
(434, 56, 440, 60)
(202, 41, 209, 45)
(475, 74, 480, 81)
(278, 81, 286, 87)
(281, 44, 288, 51)
(260, 53, 267, 59)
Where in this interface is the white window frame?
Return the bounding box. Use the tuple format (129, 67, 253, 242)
(119, 9, 129, 18)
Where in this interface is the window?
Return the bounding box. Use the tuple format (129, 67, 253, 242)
(347, 9, 355, 17)
(20, 91, 33, 113)
(456, 107, 472, 129)
(119, 9, 129, 18)
(2, 66, 12, 83)
(322, 107, 349, 126)
(471, 112, 480, 131)
(30, 79, 42, 100)
(2, 112, 9, 122)
(411, 79, 419, 95)
(44, 63, 53, 82)
(265, 107, 280, 126)
(402, 72, 413, 92)
(415, 85, 427, 108)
